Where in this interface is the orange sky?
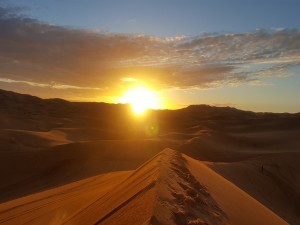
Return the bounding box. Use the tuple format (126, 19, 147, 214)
(0, 3, 300, 112)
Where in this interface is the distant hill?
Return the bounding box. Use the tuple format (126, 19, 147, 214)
(0, 88, 299, 131)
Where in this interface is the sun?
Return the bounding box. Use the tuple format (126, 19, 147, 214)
(119, 86, 160, 115)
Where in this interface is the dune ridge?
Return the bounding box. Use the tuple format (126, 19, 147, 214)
(150, 149, 228, 225)
(0, 149, 288, 225)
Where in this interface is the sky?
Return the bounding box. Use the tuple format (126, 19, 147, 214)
(0, 0, 300, 112)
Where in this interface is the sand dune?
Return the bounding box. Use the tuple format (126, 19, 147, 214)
(207, 151, 300, 224)
(0, 129, 70, 151)
(0, 149, 288, 225)
(0, 89, 299, 224)
(185, 154, 288, 225)
(0, 171, 131, 225)
(0, 139, 177, 202)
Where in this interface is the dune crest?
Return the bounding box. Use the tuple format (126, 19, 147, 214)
(0, 149, 288, 225)
(151, 149, 228, 225)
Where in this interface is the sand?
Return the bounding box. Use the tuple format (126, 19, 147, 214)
(0, 89, 299, 224)
(0, 149, 288, 225)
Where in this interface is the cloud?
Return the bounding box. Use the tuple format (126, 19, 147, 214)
(0, 5, 300, 100)
(121, 77, 138, 82)
(0, 77, 102, 90)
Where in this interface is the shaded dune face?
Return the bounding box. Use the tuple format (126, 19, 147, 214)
(0, 149, 288, 225)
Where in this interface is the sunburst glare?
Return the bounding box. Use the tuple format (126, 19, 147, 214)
(119, 86, 160, 115)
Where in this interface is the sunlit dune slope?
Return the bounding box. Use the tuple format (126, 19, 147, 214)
(207, 151, 300, 225)
(178, 124, 300, 224)
(0, 139, 177, 202)
(185, 153, 288, 225)
(0, 171, 131, 225)
(0, 149, 288, 225)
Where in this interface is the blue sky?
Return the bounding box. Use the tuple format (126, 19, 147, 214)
(0, 0, 299, 112)
(6, 0, 300, 36)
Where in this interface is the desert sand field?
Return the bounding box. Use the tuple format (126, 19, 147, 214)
(0, 89, 299, 224)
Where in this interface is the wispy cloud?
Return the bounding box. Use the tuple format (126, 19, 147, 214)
(0, 77, 102, 90)
(0, 5, 299, 99)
